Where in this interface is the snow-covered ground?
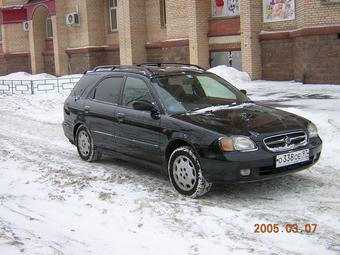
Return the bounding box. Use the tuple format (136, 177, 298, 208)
(0, 68, 340, 255)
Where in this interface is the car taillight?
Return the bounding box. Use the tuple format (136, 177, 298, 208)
(64, 101, 70, 115)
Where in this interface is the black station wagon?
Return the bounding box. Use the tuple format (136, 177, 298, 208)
(63, 63, 322, 198)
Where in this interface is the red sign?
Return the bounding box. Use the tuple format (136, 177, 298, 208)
(0, 0, 56, 24)
(1, 8, 27, 24)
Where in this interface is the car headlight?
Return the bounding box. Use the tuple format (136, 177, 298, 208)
(219, 136, 257, 152)
(307, 122, 318, 138)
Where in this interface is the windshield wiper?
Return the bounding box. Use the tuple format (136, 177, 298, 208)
(186, 107, 206, 113)
(231, 100, 254, 106)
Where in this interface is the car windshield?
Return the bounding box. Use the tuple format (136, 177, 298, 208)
(153, 73, 249, 114)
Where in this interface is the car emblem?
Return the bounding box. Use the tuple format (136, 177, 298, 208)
(284, 136, 292, 146)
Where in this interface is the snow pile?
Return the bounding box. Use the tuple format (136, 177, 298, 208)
(59, 74, 83, 80)
(0, 72, 56, 80)
(208, 65, 251, 86)
(0, 72, 83, 81)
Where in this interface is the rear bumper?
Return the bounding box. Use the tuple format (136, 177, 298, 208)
(62, 120, 74, 144)
(200, 138, 322, 183)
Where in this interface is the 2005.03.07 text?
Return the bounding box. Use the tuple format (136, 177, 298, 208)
(254, 224, 317, 234)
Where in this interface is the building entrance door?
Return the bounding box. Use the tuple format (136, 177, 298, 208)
(210, 50, 242, 71)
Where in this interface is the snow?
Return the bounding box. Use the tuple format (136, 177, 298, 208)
(0, 69, 340, 254)
(0, 72, 56, 81)
(208, 65, 251, 86)
(187, 103, 256, 115)
(0, 72, 83, 81)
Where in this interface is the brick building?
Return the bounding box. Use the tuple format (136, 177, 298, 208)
(0, 0, 340, 84)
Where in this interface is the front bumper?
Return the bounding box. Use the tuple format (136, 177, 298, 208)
(200, 137, 322, 183)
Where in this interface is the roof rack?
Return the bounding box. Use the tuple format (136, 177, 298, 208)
(93, 65, 119, 72)
(85, 65, 154, 76)
(84, 65, 119, 74)
(137, 63, 206, 71)
(85, 63, 206, 76)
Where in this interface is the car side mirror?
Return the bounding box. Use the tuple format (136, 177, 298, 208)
(133, 100, 153, 111)
(240, 89, 247, 95)
(132, 100, 160, 120)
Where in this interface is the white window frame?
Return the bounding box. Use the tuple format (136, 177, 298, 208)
(46, 17, 53, 39)
(109, 0, 118, 32)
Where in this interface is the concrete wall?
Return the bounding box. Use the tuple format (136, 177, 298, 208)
(166, 0, 189, 39)
(145, 0, 167, 43)
(188, 0, 210, 69)
(0, 0, 25, 5)
(2, 23, 29, 53)
(240, 0, 263, 80)
(147, 45, 189, 63)
(262, 34, 340, 84)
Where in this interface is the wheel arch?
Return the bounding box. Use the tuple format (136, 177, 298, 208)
(165, 139, 197, 163)
(73, 122, 85, 142)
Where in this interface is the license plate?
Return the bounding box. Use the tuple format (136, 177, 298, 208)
(276, 149, 309, 168)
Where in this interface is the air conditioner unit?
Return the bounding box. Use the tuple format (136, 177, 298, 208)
(23, 21, 29, 32)
(66, 13, 79, 26)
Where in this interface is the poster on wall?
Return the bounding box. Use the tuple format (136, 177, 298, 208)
(211, 0, 240, 17)
(263, 0, 295, 23)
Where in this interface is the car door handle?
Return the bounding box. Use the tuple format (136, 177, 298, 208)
(117, 113, 125, 123)
(84, 106, 90, 114)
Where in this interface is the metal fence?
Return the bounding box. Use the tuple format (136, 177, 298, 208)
(0, 78, 81, 94)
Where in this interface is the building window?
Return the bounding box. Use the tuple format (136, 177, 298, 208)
(160, 0, 166, 28)
(211, 0, 240, 18)
(46, 17, 53, 39)
(109, 0, 118, 31)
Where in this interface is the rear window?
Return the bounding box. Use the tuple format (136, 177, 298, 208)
(71, 73, 101, 97)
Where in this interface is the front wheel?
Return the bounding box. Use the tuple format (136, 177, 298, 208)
(168, 146, 212, 198)
(75, 125, 101, 162)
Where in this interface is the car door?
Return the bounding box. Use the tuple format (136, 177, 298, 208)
(115, 75, 162, 163)
(84, 75, 124, 150)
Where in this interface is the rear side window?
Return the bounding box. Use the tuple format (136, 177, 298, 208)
(72, 73, 101, 97)
(94, 77, 123, 104)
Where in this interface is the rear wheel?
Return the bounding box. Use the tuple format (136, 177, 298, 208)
(75, 125, 101, 162)
(168, 146, 212, 198)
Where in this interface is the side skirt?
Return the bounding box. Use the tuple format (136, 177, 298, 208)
(98, 148, 168, 175)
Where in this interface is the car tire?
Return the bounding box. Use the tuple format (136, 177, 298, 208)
(168, 146, 212, 198)
(75, 125, 101, 162)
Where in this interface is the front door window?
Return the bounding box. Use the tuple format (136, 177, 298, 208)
(122, 77, 153, 108)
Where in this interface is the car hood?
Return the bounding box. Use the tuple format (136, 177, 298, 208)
(171, 103, 308, 137)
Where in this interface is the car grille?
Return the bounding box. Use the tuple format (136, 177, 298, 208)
(263, 131, 307, 152)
